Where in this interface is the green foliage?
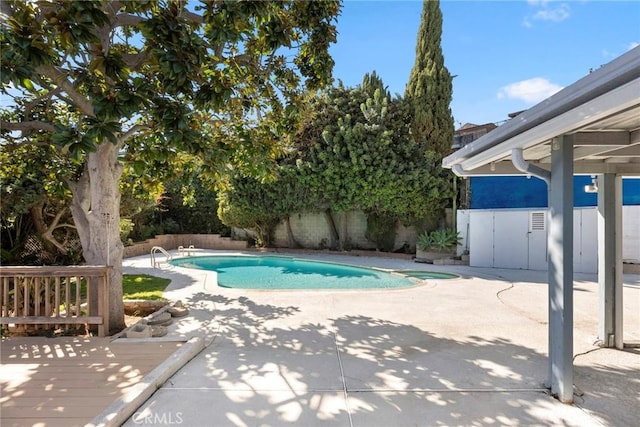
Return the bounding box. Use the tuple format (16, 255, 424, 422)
(361, 71, 390, 99)
(1, 0, 341, 332)
(217, 174, 291, 246)
(365, 213, 397, 252)
(0, 121, 82, 264)
(219, 73, 455, 249)
(301, 83, 452, 224)
(416, 228, 461, 252)
(159, 178, 229, 235)
(120, 219, 134, 243)
(2, 0, 341, 156)
(1, 0, 341, 246)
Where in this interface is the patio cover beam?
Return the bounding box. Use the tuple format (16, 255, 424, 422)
(442, 46, 639, 405)
(445, 78, 639, 173)
(442, 47, 640, 172)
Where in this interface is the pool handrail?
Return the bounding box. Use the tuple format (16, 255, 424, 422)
(151, 246, 172, 268)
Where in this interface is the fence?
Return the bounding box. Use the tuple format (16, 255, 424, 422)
(0, 265, 110, 337)
(123, 234, 248, 258)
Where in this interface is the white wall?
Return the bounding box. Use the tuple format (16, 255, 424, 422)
(270, 210, 418, 251)
(458, 206, 640, 273)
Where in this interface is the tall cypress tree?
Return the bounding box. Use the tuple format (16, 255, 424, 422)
(405, 0, 454, 156)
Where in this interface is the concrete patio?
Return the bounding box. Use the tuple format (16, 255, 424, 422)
(117, 250, 639, 426)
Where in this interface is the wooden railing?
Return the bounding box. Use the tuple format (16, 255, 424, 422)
(0, 266, 110, 337)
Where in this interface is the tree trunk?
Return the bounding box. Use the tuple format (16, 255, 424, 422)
(339, 211, 348, 250)
(323, 209, 340, 250)
(31, 202, 70, 257)
(69, 142, 125, 334)
(285, 216, 301, 248)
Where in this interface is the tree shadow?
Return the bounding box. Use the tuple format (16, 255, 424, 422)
(124, 292, 639, 426)
(573, 348, 640, 427)
(0, 337, 181, 426)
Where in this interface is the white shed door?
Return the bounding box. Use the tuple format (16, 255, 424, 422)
(469, 211, 495, 268)
(493, 211, 528, 269)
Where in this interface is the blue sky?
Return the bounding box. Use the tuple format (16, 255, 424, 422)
(329, 0, 640, 128)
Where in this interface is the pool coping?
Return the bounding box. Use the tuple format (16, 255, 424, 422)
(168, 253, 458, 291)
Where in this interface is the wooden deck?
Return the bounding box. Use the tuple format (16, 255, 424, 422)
(0, 336, 183, 427)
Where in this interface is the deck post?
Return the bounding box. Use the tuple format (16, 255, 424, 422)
(597, 173, 623, 349)
(547, 134, 574, 403)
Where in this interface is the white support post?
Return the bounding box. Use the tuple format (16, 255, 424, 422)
(597, 173, 624, 348)
(547, 135, 574, 403)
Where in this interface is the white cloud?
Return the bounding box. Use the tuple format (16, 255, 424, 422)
(523, 1, 571, 27)
(602, 42, 639, 59)
(498, 78, 564, 104)
(533, 5, 570, 22)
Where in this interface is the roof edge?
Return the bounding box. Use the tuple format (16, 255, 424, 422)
(443, 46, 640, 168)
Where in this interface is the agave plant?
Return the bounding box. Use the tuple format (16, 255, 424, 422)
(416, 228, 461, 253)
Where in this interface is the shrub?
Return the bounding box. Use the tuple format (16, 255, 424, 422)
(416, 228, 461, 252)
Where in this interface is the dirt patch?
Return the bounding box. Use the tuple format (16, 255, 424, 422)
(124, 300, 169, 317)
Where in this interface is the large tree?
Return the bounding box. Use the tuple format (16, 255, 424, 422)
(405, 0, 454, 156)
(219, 75, 452, 251)
(0, 0, 340, 333)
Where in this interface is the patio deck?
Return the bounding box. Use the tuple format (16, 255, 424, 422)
(120, 250, 639, 426)
(0, 337, 183, 427)
(2, 250, 637, 426)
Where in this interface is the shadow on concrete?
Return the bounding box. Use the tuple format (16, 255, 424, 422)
(130, 291, 640, 427)
(573, 347, 640, 427)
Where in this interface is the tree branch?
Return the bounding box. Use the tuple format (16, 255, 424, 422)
(114, 13, 144, 28)
(111, 1, 123, 12)
(1, 119, 55, 133)
(55, 223, 77, 229)
(0, 1, 15, 19)
(42, 207, 72, 255)
(118, 123, 149, 144)
(122, 52, 149, 71)
(179, 9, 204, 24)
(23, 88, 61, 118)
(36, 66, 95, 116)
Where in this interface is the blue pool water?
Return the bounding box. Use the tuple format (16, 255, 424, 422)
(399, 271, 459, 280)
(171, 255, 420, 290)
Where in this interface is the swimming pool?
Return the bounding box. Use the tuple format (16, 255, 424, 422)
(171, 255, 431, 290)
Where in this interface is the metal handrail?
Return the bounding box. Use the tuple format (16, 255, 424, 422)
(150, 246, 172, 268)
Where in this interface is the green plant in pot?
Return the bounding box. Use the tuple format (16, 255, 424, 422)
(416, 228, 461, 262)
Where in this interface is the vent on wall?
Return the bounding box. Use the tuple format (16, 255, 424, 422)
(530, 212, 546, 231)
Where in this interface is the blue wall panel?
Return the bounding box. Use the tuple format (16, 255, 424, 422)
(470, 176, 640, 209)
(623, 178, 640, 205)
